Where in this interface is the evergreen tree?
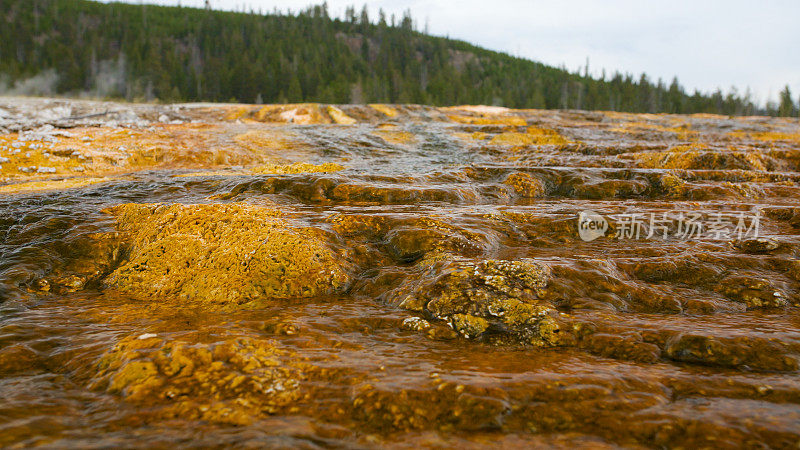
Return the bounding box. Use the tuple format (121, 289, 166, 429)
(778, 85, 795, 117)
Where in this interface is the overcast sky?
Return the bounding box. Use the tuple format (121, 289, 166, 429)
(106, 0, 799, 104)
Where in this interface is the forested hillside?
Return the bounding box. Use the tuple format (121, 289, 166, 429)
(1, 0, 797, 116)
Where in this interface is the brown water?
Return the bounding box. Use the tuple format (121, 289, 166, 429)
(1, 103, 800, 448)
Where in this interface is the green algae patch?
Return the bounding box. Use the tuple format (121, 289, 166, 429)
(103, 203, 350, 305)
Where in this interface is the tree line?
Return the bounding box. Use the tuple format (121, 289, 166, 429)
(1, 0, 798, 117)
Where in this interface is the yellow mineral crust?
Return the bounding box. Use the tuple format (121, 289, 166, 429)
(326, 106, 357, 125)
(503, 172, 546, 197)
(626, 143, 770, 171)
(0, 140, 86, 176)
(0, 124, 263, 182)
(729, 130, 800, 145)
(233, 129, 301, 154)
(172, 161, 344, 178)
(223, 103, 372, 124)
(489, 126, 572, 146)
(231, 104, 332, 124)
(610, 120, 698, 140)
(223, 106, 253, 121)
(442, 106, 527, 126)
(171, 170, 250, 178)
(0, 177, 114, 194)
(373, 129, 416, 145)
(91, 331, 311, 425)
(369, 104, 399, 118)
(251, 162, 344, 174)
(452, 131, 489, 142)
(659, 173, 689, 198)
(273, 104, 328, 124)
(326, 213, 389, 237)
(447, 114, 527, 127)
(104, 203, 350, 304)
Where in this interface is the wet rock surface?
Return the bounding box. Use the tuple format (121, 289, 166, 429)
(1, 98, 800, 447)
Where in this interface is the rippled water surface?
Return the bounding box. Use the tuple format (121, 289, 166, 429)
(1, 101, 800, 448)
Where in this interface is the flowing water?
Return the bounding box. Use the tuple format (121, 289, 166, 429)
(1, 101, 800, 448)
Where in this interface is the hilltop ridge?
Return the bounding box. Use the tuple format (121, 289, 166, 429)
(1, 0, 797, 116)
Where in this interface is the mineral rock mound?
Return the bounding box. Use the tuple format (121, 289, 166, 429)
(390, 255, 568, 345)
(104, 202, 351, 305)
(91, 330, 312, 425)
